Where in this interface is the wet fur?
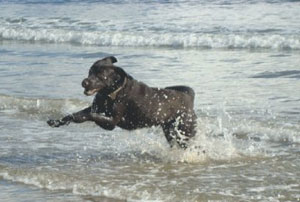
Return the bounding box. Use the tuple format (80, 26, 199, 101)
(47, 56, 197, 148)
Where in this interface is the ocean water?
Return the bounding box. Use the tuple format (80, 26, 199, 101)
(0, 0, 300, 201)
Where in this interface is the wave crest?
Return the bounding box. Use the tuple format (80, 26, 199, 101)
(1, 26, 300, 50)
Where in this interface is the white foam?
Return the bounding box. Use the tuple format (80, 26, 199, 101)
(0, 170, 70, 191)
(133, 113, 300, 163)
(113, 116, 266, 164)
(0, 167, 168, 201)
(1, 26, 299, 50)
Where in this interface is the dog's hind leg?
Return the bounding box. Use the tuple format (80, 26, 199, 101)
(163, 111, 197, 149)
(162, 122, 176, 147)
(162, 121, 190, 149)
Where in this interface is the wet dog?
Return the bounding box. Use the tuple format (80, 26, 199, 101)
(47, 56, 197, 148)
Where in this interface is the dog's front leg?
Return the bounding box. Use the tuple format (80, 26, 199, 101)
(47, 107, 92, 127)
(89, 103, 124, 130)
(90, 113, 117, 130)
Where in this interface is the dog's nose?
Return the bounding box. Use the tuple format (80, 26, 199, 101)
(82, 78, 90, 88)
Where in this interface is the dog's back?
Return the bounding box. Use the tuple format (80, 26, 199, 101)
(165, 85, 195, 99)
(113, 78, 197, 148)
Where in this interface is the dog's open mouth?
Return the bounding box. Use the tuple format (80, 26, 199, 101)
(84, 88, 100, 96)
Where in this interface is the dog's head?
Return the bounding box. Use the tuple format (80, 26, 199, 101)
(82, 56, 128, 96)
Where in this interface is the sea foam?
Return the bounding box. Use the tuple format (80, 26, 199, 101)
(1, 26, 299, 50)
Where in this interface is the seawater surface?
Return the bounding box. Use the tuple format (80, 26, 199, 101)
(0, 0, 299, 201)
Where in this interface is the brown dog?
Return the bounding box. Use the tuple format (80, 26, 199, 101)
(47, 56, 197, 148)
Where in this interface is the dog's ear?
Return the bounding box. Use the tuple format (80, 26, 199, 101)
(114, 66, 127, 79)
(94, 56, 118, 67)
(103, 56, 117, 64)
(114, 66, 133, 81)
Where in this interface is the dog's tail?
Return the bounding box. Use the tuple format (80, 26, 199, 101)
(165, 86, 195, 98)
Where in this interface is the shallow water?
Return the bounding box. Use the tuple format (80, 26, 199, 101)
(1, 0, 300, 201)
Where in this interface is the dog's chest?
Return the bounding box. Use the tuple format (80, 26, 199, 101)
(92, 97, 113, 116)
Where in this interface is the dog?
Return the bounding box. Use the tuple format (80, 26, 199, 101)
(47, 56, 197, 148)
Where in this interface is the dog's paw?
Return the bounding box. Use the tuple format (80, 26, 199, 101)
(47, 119, 62, 127)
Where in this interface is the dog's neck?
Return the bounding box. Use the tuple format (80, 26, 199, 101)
(108, 77, 127, 100)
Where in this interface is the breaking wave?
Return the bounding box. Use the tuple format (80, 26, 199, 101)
(1, 26, 300, 50)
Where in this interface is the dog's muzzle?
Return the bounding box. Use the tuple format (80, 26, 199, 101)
(82, 78, 100, 96)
